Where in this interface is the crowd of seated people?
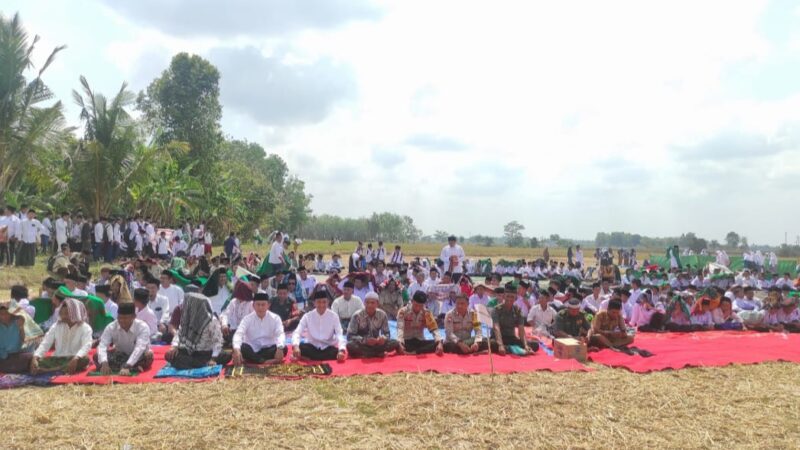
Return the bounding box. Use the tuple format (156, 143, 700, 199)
(1, 236, 798, 374)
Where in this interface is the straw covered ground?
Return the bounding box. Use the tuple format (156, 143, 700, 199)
(2, 362, 799, 449)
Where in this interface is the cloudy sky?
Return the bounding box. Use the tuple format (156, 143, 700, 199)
(6, 0, 800, 244)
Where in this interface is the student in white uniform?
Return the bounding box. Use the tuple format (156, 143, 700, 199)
(232, 293, 286, 365)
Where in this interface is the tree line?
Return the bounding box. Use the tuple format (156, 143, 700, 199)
(300, 212, 422, 242)
(0, 13, 311, 237)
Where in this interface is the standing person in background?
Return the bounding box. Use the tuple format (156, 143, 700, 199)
(575, 245, 584, 268)
(268, 231, 286, 275)
(375, 241, 386, 263)
(55, 211, 69, 252)
(390, 245, 403, 265)
(16, 209, 42, 267)
(4, 207, 20, 266)
(224, 232, 237, 259)
(203, 228, 213, 256)
(440, 236, 466, 283)
(93, 218, 104, 261)
(567, 246, 574, 266)
(79, 214, 92, 256)
(40, 211, 53, 255)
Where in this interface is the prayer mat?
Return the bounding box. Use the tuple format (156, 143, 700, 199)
(225, 363, 333, 379)
(155, 363, 222, 379)
(37, 356, 73, 371)
(51, 346, 221, 385)
(87, 370, 139, 377)
(0, 373, 56, 389)
(588, 330, 800, 373)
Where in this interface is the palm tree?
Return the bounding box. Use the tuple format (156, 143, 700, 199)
(0, 13, 68, 195)
(70, 76, 150, 218)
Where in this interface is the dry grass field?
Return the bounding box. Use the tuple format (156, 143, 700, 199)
(2, 241, 798, 449)
(1, 363, 798, 449)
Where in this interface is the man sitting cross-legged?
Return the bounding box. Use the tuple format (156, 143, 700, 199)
(292, 290, 347, 362)
(492, 288, 538, 355)
(346, 292, 400, 358)
(31, 298, 92, 374)
(554, 298, 590, 340)
(396, 291, 444, 355)
(94, 303, 154, 375)
(443, 293, 487, 354)
(588, 299, 651, 356)
(165, 293, 231, 369)
(232, 293, 286, 365)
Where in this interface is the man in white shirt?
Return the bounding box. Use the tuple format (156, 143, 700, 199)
(292, 291, 346, 361)
(408, 271, 427, 300)
(94, 285, 118, 320)
(581, 282, 605, 314)
(389, 245, 403, 265)
(527, 290, 557, 338)
(93, 218, 105, 260)
(468, 284, 491, 311)
(232, 293, 286, 365)
(439, 236, 466, 282)
(133, 288, 159, 337)
(327, 254, 343, 272)
(4, 207, 20, 266)
(575, 245, 584, 268)
(16, 209, 43, 266)
(145, 278, 171, 326)
(268, 231, 286, 275)
(156, 231, 170, 259)
(158, 272, 184, 318)
(375, 241, 386, 263)
(40, 211, 52, 255)
(55, 211, 70, 249)
(94, 303, 153, 375)
(297, 267, 317, 300)
(112, 218, 123, 260)
(331, 281, 365, 328)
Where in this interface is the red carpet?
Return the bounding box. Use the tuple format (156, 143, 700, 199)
(588, 331, 800, 373)
(50, 346, 224, 385)
(46, 345, 588, 384)
(324, 349, 590, 376)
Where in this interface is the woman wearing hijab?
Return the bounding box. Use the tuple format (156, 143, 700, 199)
(109, 273, 132, 304)
(165, 293, 230, 369)
(203, 267, 232, 315)
(30, 298, 93, 374)
(378, 278, 403, 320)
(0, 299, 40, 373)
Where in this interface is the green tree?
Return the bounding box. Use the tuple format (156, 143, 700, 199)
(433, 230, 450, 241)
(725, 231, 740, 249)
(503, 220, 525, 247)
(138, 53, 222, 176)
(70, 77, 153, 218)
(0, 13, 68, 195)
